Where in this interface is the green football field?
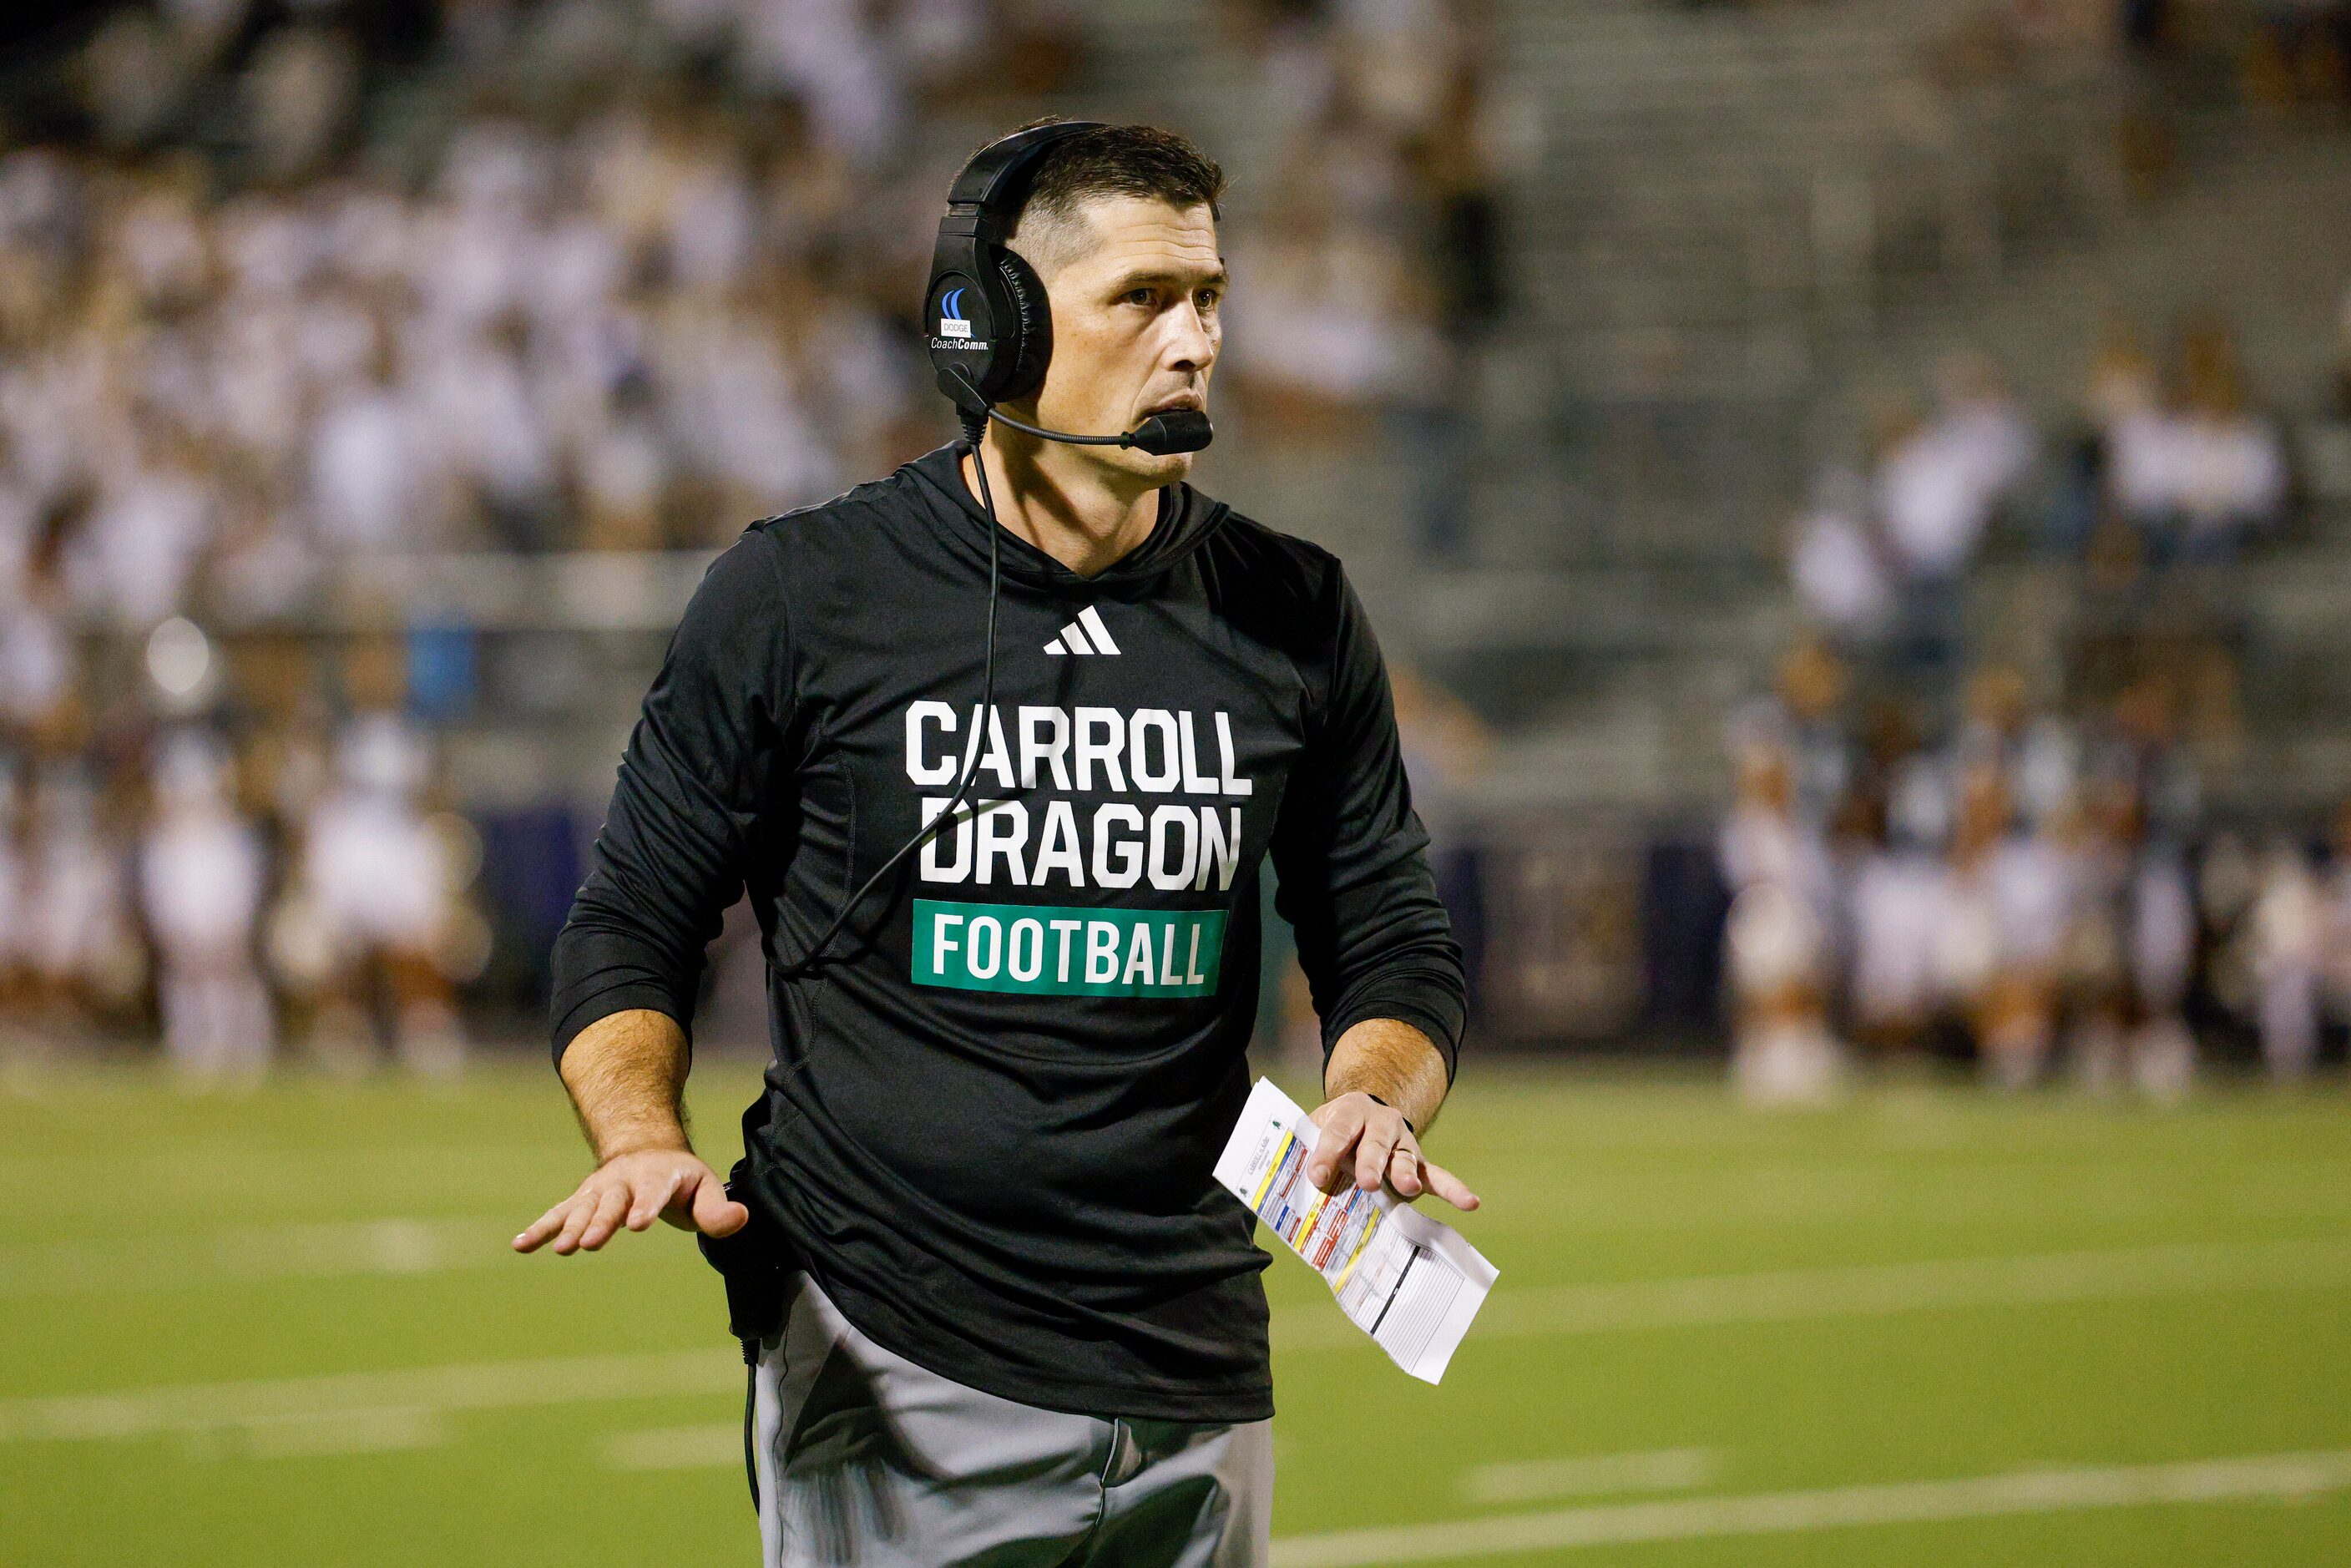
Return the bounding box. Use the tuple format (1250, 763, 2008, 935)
(5, 1059, 2351, 1566)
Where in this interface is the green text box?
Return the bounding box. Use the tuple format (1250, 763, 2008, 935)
(913, 899, 1226, 996)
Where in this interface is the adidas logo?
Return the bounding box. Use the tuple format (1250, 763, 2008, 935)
(1044, 604, 1121, 657)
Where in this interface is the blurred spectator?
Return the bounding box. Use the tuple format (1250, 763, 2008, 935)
(1391, 659, 1491, 995)
(139, 729, 273, 1085)
(1868, 353, 2035, 706)
(1942, 761, 2070, 1087)
(1760, 639, 1858, 827)
(1845, 754, 1952, 1056)
(2083, 320, 2166, 522)
(1876, 354, 2035, 579)
(1717, 719, 1844, 1102)
(243, 23, 361, 183)
(280, 707, 467, 1076)
(19, 762, 145, 1044)
(1392, 660, 1490, 872)
(2101, 317, 2286, 564)
(2170, 319, 2288, 562)
(2247, 836, 2326, 1082)
(1788, 467, 1893, 648)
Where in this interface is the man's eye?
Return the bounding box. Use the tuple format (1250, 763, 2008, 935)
(1125, 287, 1154, 306)
(1196, 289, 1221, 309)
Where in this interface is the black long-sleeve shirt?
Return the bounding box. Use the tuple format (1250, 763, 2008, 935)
(550, 440, 1464, 1422)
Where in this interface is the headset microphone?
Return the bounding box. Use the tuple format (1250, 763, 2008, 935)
(979, 400, 1214, 456)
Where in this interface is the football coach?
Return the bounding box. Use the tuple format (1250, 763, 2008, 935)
(515, 117, 1478, 1567)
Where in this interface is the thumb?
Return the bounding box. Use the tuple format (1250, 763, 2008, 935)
(686, 1170, 751, 1237)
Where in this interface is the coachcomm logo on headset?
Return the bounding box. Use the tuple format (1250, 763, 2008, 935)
(930, 282, 987, 352)
(938, 286, 973, 339)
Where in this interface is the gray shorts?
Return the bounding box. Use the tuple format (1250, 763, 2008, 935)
(749, 1271, 1273, 1567)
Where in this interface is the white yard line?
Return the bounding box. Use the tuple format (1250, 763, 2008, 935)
(604, 1422, 746, 1471)
(0, 1216, 660, 1300)
(1272, 1236, 2351, 1349)
(1479, 1170, 2351, 1237)
(0, 1350, 741, 1443)
(1272, 1449, 2351, 1566)
(1459, 1448, 1721, 1505)
(6, 1237, 2346, 1445)
(185, 1409, 453, 1461)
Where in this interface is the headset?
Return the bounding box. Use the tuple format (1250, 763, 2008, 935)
(775, 120, 1215, 979)
(922, 119, 1216, 457)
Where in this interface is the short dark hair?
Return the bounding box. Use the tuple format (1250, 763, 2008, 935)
(989, 117, 1226, 277)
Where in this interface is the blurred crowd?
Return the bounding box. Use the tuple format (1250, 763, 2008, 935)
(0, 0, 1507, 1069)
(0, 631, 485, 1083)
(0, 3, 1086, 630)
(0, 0, 1082, 1073)
(1206, 0, 1509, 556)
(1888, 0, 2351, 214)
(1790, 321, 2287, 735)
(1724, 646, 2210, 1101)
(1728, 301, 2351, 1097)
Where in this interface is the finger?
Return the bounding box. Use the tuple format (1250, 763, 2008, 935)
(1354, 1123, 1400, 1192)
(685, 1171, 751, 1237)
(578, 1182, 633, 1252)
(513, 1199, 574, 1252)
(1419, 1159, 1481, 1211)
(549, 1191, 599, 1255)
(559, 1185, 615, 1260)
(1305, 1101, 1367, 1191)
(1388, 1144, 1426, 1198)
(626, 1167, 685, 1231)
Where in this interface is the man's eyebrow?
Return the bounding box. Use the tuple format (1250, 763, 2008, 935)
(1106, 266, 1230, 292)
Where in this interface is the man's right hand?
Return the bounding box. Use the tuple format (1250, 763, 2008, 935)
(513, 1148, 750, 1256)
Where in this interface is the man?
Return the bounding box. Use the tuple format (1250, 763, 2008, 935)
(515, 119, 1475, 1567)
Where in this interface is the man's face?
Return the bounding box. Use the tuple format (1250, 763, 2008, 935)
(1023, 195, 1223, 484)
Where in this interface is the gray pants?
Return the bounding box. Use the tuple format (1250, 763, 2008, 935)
(751, 1272, 1273, 1567)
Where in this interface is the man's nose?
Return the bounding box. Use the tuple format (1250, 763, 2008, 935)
(1166, 300, 1216, 371)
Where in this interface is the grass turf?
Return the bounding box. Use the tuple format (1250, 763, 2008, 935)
(3, 1059, 2348, 1565)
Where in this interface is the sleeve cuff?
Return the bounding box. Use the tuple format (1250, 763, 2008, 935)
(550, 981, 693, 1067)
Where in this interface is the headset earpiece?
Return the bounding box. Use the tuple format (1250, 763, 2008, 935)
(991, 250, 1053, 405)
(925, 120, 1105, 418)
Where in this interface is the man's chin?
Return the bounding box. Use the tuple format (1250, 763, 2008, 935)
(1090, 443, 1192, 486)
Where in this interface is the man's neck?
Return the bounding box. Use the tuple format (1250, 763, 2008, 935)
(959, 432, 1162, 579)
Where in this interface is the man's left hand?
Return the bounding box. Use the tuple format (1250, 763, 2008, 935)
(1304, 1091, 1479, 1211)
